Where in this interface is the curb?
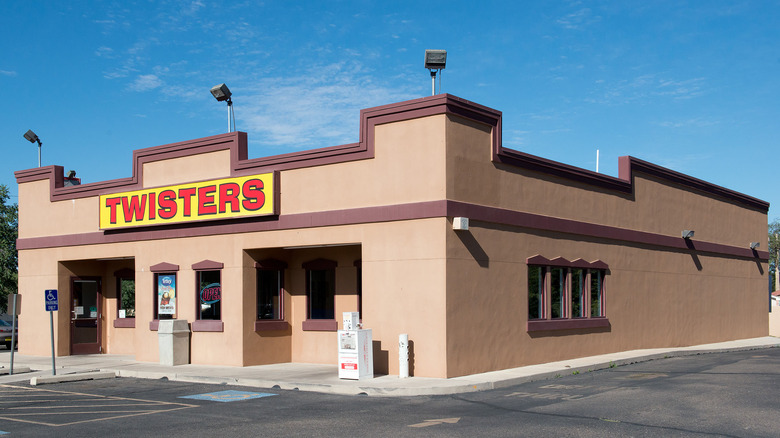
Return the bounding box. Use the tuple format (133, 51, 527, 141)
(0, 367, 31, 376)
(30, 371, 117, 386)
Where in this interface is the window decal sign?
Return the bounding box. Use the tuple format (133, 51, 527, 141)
(158, 274, 176, 315)
(99, 172, 276, 229)
(200, 283, 221, 304)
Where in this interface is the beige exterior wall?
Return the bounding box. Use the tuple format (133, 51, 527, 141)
(14, 96, 768, 379)
(770, 307, 780, 337)
(444, 115, 767, 249)
(15, 113, 451, 376)
(282, 115, 447, 214)
(18, 180, 100, 239)
(445, 223, 767, 377)
(442, 114, 768, 377)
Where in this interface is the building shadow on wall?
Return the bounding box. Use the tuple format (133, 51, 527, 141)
(371, 339, 415, 377)
(752, 249, 764, 275)
(456, 229, 489, 268)
(408, 340, 415, 377)
(372, 341, 389, 376)
(684, 239, 703, 271)
(528, 326, 611, 339)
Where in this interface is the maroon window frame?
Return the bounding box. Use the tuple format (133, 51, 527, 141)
(149, 262, 179, 331)
(526, 256, 610, 332)
(113, 268, 135, 328)
(301, 258, 338, 331)
(192, 260, 224, 333)
(255, 259, 289, 332)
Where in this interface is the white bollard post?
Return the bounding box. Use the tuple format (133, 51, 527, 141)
(399, 334, 409, 378)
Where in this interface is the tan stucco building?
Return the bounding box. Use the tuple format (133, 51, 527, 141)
(15, 94, 770, 378)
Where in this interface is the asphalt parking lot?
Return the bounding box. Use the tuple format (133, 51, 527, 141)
(0, 347, 778, 437)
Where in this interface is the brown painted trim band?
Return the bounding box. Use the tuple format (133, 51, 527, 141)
(618, 156, 768, 212)
(526, 255, 609, 270)
(301, 319, 338, 331)
(192, 260, 224, 270)
(191, 320, 224, 332)
(446, 200, 769, 260)
(113, 318, 135, 328)
(17, 199, 767, 262)
(150, 262, 179, 272)
(527, 317, 611, 332)
(16, 200, 449, 249)
(254, 320, 290, 331)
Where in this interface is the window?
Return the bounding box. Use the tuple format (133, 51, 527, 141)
(525, 256, 609, 331)
(254, 259, 288, 331)
(113, 268, 135, 328)
(303, 258, 337, 320)
(354, 260, 362, 318)
(149, 262, 180, 331)
(119, 278, 135, 318)
(198, 270, 221, 321)
(257, 269, 282, 320)
(154, 273, 177, 320)
(308, 269, 335, 319)
(591, 269, 604, 317)
(571, 268, 585, 318)
(550, 267, 565, 319)
(528, 266, 543, 320)
(191, 260, 224, 332)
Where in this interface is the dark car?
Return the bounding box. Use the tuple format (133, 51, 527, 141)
(0, 319, 17, 349)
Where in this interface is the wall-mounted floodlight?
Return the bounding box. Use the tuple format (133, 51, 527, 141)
(453, 217, 469, 231)
(750, 242, 760, 250)
(23, 129, 42, 167)
(424, 49, 447, 96)
(682, 230, 695, 239)
(210, 83, 235, 133)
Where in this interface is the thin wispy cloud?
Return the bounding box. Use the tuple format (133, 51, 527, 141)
(95, 46, 114, 58)
(657, 117, 718, 128)
(0, 70, 17, 77)
(650, 153, 712, 175)
(588, 74, 708, 105)
(240, 61, 418, 149)
(129, 74, 163, 91)
(556, 8, 601, 30)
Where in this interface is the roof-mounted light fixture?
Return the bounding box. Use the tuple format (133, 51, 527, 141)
(424, 50, 447, 96)
(682, 230, 695, 239)
(210, 83, 235, 132)
(750, 242, 760, 250)
(23, 129, 42, 167)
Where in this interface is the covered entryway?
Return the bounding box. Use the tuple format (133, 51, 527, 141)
(70, 277, 102, 354)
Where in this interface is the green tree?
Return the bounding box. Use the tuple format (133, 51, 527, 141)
(770, 220, 780, 292)
(0, 185, 16, 314)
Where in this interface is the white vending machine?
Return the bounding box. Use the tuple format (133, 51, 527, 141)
(338, 312, 373, 380)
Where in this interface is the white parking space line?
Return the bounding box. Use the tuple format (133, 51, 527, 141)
(0, 384, 197, 427)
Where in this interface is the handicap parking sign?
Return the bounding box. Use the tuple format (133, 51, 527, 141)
(45, 289, 58, 311)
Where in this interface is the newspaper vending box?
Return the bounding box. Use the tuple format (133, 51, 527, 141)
(338, 313, 373, 379)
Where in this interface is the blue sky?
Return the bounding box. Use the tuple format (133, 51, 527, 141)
(2, 1, 779, 220)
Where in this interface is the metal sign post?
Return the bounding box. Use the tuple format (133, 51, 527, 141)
(44, 289, 58, 375)
(8, 294, 20, 375)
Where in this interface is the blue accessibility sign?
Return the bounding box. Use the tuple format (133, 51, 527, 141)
(45, 289, 58, 311)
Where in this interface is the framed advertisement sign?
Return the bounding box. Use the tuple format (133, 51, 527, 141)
(158, 274, 176, 315)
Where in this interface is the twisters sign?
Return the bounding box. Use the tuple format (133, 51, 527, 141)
(99, 172, 276, 229)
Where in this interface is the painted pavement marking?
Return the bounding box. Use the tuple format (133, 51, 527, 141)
(408, 417, 460, 428)
(0, 384, 198, 427)
(179, 390, 278, 403)
(504, 383, 640, 401)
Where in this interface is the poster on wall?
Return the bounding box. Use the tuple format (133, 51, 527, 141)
(158, 274, 176, 315)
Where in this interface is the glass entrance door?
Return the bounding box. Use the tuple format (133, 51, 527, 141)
(70, 278, 102, 354)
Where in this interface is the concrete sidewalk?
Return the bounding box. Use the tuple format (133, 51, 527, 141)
(1, 336, 778, 396)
